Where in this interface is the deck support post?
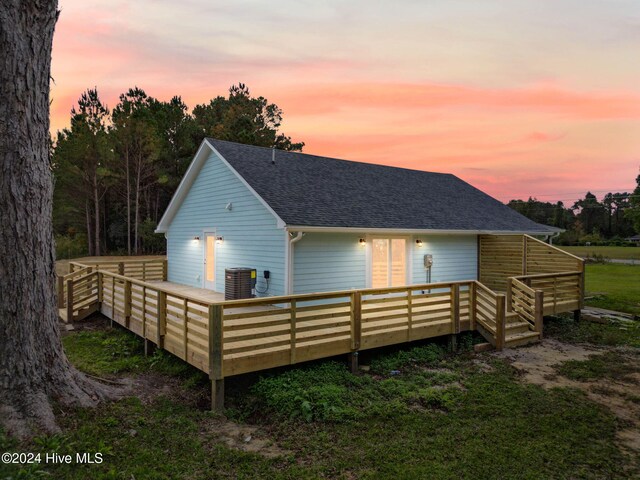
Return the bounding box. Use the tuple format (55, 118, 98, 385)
(65, 279, 73, 323)
(57, 275, 65, 308)
(573, 309, 581, 323)
(211, 379, 225, 412)
(495, 294, 506, 351)
(157, 291, 167, 349)
(144, 339, 156, 357)
(506, 278, 513, 312)
(351, 292, 362, 351)
(208, 304, 224, 412)
(448, 334, 458, 353)
(534, 290, 544, 339)
(124, 280, 132, 329)
(348, 352, 359, 374)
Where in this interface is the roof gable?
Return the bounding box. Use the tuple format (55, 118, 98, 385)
(156, 140, 285, 233)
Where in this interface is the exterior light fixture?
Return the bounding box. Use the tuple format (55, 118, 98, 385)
(193, 236, 200, 241)
(216, 236, 224, 244)
(416, 239, 423, 247)
(359, 238, 366, 246)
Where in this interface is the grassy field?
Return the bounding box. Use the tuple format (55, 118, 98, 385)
(1, 320, 638, 480)
(584, 263, 640, 316)
(559, 245, 640, 260)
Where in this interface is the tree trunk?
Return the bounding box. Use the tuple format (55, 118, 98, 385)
(126, 148, 131, 256)
(0, 0, 115, 439)
(93, 171, 101, 256)
(134, 159, 141, 255)
(85, 200, 94, 256)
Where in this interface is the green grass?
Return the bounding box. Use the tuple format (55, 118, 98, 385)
(559, 245, 640, 260)
(1, 327, 637, 479)
(61, 327, 207, 381)
(583, 263, 640, 315)
(545, 315, 640, 348)
(555, 351, 640, 382)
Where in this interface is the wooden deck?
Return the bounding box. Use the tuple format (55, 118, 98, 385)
(57, 235, 585, 410)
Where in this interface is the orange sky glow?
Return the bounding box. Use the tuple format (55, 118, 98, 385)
(51, 0, 640, 203)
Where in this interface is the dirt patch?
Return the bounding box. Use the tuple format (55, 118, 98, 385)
(493, 339, 640, 462)
(122, 373, 288, 458)
(201, 417, 290, 459)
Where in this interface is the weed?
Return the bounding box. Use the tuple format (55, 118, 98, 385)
(545, 315, 640, 348)
(370, 343, 447, 374)
(555, 351, 639, 382)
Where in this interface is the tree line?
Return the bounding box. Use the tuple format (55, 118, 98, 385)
(52, 83, 304, 258)
(507, 175, 640, 245)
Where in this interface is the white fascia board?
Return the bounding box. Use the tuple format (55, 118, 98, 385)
(204, 139, 287, 229)
(155, 141, 211, 233)
(285, 226, 554, 236)
(155, 139, 287, 233)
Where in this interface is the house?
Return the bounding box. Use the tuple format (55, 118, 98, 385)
(155, 138, 556, 298)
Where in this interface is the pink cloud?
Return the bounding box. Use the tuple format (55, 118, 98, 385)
(274, 82, 640, 120)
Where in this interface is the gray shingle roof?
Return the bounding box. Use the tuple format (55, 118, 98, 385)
(207, 138, 555, 233)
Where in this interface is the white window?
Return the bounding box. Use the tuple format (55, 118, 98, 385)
(370, 238, 407, 288)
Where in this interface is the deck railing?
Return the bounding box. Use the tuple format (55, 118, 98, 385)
(59, 258, 167, 309)
(512, 271, 582, 316)
(69, 258, 167, 281)
(61, 266, 478, 376)
(507, 277, 543, 337)
(473, 281, 506, 349)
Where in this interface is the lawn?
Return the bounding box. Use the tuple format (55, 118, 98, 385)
(1, 322, 638, 480)
(559, 245, 640, 260)
(584, 263, 640, 316)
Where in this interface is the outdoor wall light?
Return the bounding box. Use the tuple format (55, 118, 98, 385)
(216, 236, 224, 244)
(359, 238, 366, 246)
(193, 236, 200, 241)
(416, 239, 423, 247)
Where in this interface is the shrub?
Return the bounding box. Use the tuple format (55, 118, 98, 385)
(55, 233, 88, 259)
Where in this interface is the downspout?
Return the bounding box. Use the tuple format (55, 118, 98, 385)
(287, 231, 304, 295)
(547, 231, 561, 245)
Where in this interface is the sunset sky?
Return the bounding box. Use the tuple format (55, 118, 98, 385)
(51, 0, 640, 203)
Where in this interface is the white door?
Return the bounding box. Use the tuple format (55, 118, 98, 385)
(371, 238, 407, 288)
(204, 233, 216, 290)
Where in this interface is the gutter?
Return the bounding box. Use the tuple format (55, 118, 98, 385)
(285, 226, 555, 236)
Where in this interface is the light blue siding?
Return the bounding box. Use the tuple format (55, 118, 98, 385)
(411, 235, 477, 284)
(166, 151, 285, 297)
(293, 233, 366, 294)
(292, 233, 477, 294)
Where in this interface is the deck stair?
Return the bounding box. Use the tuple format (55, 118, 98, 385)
(504, 312, 540, 347)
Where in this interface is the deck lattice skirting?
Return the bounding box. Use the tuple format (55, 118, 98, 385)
(57, 235, 585, 410)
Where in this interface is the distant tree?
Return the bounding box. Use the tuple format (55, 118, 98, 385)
(111, 88, 161, 254)
(193, 83, 304, 151)
(507, 198, 574, 229)
(571, 192, 606, 236)
(147, 96, 200, 217)
(626, 173, 640, 234)
(0, 0, 113, 438)
(53, 88, 112, 255)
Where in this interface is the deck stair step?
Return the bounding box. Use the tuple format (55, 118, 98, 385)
(505, 321, 531, 336)
(506, 312, 523, 323)
(504, 330, 540, 348)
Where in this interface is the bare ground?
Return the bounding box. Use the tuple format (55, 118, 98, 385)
(493, 339, 640, 462)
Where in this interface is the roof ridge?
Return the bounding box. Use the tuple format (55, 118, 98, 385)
(205, 137, 452, 177)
